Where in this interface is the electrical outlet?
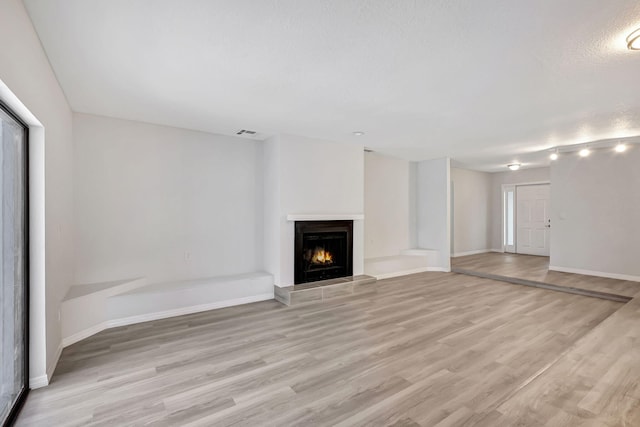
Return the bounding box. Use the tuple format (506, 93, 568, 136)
(184, 251, 191, 261)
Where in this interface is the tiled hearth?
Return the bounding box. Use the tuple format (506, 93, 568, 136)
(274, 275, 377, 306)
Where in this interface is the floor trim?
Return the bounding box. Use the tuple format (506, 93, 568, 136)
(451, 249, 491, 258)
(549, 265, 640, 283)
(28, 374, 48, 389)
(62, 293, 275, 348)
(452, 267, 632, 303)
(107, 293, 274, 328)
(45, 342, 64, 385)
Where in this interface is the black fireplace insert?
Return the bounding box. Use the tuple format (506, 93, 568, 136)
(294, 220, 353, 284)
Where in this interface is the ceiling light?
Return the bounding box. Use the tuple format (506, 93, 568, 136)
(615, 143, 627, 153)
(579, 148, 590, 157)
(507, 163, 520, 171)
(550, 152, 558, 161)
(352, 131, 365, 136)
(627, 28, 640, 50)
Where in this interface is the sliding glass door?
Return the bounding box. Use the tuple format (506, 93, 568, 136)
(0, 103, 29, 426)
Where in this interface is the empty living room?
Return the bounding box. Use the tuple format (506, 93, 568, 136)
(2, 1, 640, 426)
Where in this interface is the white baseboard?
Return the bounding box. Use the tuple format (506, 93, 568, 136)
(373, 266, 450, 280)
(46, 342, 63, 382)
(106, 293, 274, 328)
(30, 342, 64, 389)
(548, 265, 640, 282)
(373, 267, 432, 280)
(490, 248, 504, 253)
(451, 249, 490, 258)
(426, 267, 450, 272)
(62, 322, 110, 348)
(62, 293, 274, 348)
(29, 374, 49, 389)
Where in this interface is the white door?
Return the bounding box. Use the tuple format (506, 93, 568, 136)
(516, 184, 550, 256)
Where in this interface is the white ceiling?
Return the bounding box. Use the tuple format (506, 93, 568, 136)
(24, 0, 640, 171)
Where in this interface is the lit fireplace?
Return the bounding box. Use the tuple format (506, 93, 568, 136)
(294, 220, 353, 284)
(307, 247, 334, 265)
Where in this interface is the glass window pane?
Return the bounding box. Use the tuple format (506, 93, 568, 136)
(506, 191, 514, 246)
(0, 105, 28, 425)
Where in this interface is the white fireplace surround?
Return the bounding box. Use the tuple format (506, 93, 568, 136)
(286, 214, 364, 221)
(277, 216, 366, 288)
(263, 134, 366, 288)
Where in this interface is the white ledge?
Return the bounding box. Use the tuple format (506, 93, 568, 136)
(287, 213, 364, 221)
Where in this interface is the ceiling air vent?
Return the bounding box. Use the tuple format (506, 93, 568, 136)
(236, 129, 257, 136)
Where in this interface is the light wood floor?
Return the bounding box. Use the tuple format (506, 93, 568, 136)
(452, 252, 640, 298)
(17, 271, 640, 426)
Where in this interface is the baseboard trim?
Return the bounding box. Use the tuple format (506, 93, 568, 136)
(490, 248, 504, 253)
(29, 374, 49, 389)
(62, 293, 274, 348)
(62, 322, 109, 348)
(45, 342, 64, 384)
(373, 266, 449, 280)
(373, 267, 432, 280)
(107, 293, 274, 328)
(548, 265, 640, 283)
(426, 267, 450, 272)
(30, 342, 64, 388)
(451, 249, 490, 258)
(453, 267, 631, 303)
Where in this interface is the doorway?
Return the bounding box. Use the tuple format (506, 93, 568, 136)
(0, 102, 29, 426)
(503, 183, 550, 256)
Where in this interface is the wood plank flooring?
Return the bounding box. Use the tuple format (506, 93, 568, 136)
(16, 271, 633, 426)
(452, 252, 640, 298)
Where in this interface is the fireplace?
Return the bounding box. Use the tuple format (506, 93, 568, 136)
(294, 220, 353, 284)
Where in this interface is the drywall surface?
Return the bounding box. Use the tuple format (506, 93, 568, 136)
(490, 167, 550, 250)
(451, 167, 492, 256)
(416, 157, 451, 270)
(550, 148, 640, 279)
(74, 114, 264, 284)
(0, 0, 74, 385)
(364, 152, 411, 258)
(263, 134, 365, 286)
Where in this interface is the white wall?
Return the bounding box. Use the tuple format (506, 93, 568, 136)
(74, 114, 264, 284)
(263, 134, 365, 286)
(416, 158, 451, 270)
(0, 0, 74, 385)
(550, 148, 640, 280)
(451, 167, 492, 256)
(489, 167, 550, 250)
(364, 152, 411, 258)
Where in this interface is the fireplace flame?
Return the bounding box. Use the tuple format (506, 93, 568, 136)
(310, 247, 333, 265)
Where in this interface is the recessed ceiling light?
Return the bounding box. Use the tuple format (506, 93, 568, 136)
(550, 152, 558, 161)
(507, 163, 521, 171)
(579, 148, 590, 157)
(615, 143, 627, 153)
(352, 131, 365, 136)
(627, 27, 640, 50)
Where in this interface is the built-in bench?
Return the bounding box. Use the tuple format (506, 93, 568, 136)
(61, 272, 273, 347)
(364, 249, 443, 279)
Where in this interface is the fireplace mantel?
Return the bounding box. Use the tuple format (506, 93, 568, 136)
(286, 214, 364, 221)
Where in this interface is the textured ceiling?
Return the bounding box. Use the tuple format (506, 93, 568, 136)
(23, 0, 640, 171)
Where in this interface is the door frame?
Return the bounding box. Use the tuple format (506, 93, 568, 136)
(501, 181, 550, 254)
